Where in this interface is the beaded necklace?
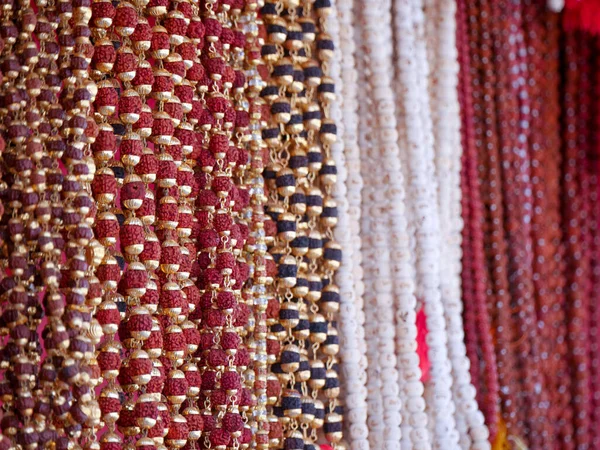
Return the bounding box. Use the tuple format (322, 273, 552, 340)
(541, 12, 573, 448)
(241, 3, 272, 449)
(326, 1, 369, 449)
(523, 1, 568, 444)
(353, 3, 387, 448)
(261, 0, 345, 448)
(91, 0, 134, 446)
(1, 0, 48, 446)
(490, 0, 548, 444)
(456, 0, 499, 439)
(0, 0, 102, 444)
(421, 0, 490, 447)
(393, 0, 464, 447)
(589, 35, 600, 450)
(356, 0, 403, 446)
(466, 0, 521, 439)
(193, 2, 258, 448)
(561, 31, 593, 450)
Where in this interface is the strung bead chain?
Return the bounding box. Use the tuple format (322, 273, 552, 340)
(561, 31, 593, 450)
(541, 11, 572, 447)
(523, 1, 569, 445)
(261, 0, 344, 448)
(241, 8, 272, 446)
(465, 0, 520, 438)
(589, 35, 600, 450)
(353, 2, 389, 447)
(0, 0, 103, 446)
(356, 0, 403, 446)
(193, 1, 257, 448)
(394, 0, 462, 447)
(456, 0, 499, 438)
(418, 0, 489, 446)
(326, 0, 370, 448)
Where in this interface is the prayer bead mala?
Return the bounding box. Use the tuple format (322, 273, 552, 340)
(90, 1, 134, 448)
(353, 2, 391, 447)
(1, 2, 53, 447)
(456, 0, 499, 439)
(240, 5, 272, 449)
(419, 0, 489, 447)
(490, 0, 550, 444)
(523, 1, 567, 444)
(357, 0, 404, 446)
(326, 0, 370, 448)
(394, 0, 465, 447)
(0, 0, 103, 445)
(465, 0, 521, 439)
(541, 12, 573, 447)
(589, 35, 600, 450)
(90, 1, 171, 448)
(0, 2, 40, 447)
(261, 0, 345, 448)
(561, 31, 593, 450)
(192, 1, 257, 448)
(58, 0, 104, 444)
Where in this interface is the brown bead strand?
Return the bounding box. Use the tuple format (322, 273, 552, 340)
(467, 0, 521, 438)
(574, 31, 593, 450)
(89, 1, 127, 448)
(490, 0, 550, 445)
(523, 0, 562, 444)
(27, 1, 71, 446)
(542, 12, 573, 448)
(589, 35, 600, 450)
(561, 31, 593, 450)
(58, 0, 104, 443)
(457, 0, 481, 403)
(193, 2, 255, 448)
(456, 0, 499, 438)
(0, 1, 57, 447)
(311, 2, 344, 447)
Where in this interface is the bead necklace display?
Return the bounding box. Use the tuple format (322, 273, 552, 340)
(89, 0, 264, 448)
(355, 0, 403, 447)
(419, 0, 489, 447)
(541, 12, 573, 447)
(561, 31, 593, 450)
(327, 0, 370, 449)
(91, 0, 164, 448)
(59, 0, 103, 445)
(261, 0, 345, 448)
(523, 1, 569, 445)
(8, 0, 600, 449)
(193, 1, 257, 448)
(393, 0, 462, 447)
(456, 0, 499, 440)
(492, 1, 550, 444)
(463, 0, 521, 441)
(590, 36, 600, 450)
(240, 4, 271, 449)
(0, 0, 103, 445)
(353, 4, 388, 448)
